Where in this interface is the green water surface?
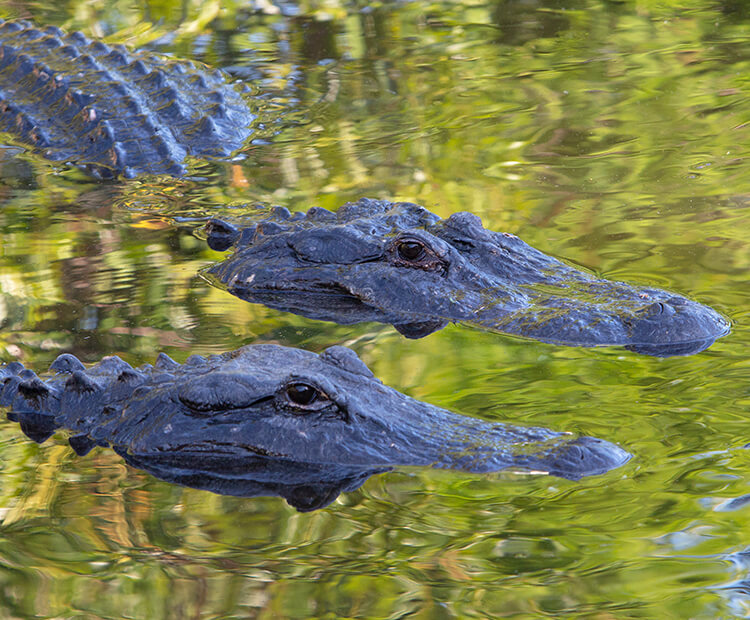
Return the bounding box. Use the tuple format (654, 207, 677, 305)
(0, 0, 749, 617)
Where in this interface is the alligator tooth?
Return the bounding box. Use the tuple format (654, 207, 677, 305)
(65, 371, 101, 394)
(68, 434, 96, 456)
(154, 352, 180, 370)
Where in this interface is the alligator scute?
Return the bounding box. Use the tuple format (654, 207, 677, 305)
(0, 19, 255, 177)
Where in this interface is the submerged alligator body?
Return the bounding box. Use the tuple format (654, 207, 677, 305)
(206, 199, 729, 357)
(0, 345, 630, 511)
(0, 19, 255, 177)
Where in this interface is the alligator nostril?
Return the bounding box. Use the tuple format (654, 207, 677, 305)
(639, 301, 675, 319)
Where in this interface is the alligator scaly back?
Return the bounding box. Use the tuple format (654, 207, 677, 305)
(0, 19, 255, 177)
(0, 345, 630, 510)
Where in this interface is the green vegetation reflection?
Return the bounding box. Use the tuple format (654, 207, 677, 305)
(0, 0, 749, 618)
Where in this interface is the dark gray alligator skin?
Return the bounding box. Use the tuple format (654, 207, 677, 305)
(0, 344, 630, 511)
(0, 19, 255, 177)
(205, 198, 730, 357)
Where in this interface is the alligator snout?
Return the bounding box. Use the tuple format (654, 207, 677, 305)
(627, 297, 730, 356)
(536, 436, 632, 480)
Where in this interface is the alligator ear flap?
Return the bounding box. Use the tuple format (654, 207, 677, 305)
(68, 434, 97, 456)
(393, 319, 448, 339)
(205, 219, 239, 251)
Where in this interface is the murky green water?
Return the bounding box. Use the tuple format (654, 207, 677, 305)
(0, 0, 749, 617)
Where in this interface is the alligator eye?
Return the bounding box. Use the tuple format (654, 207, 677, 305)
(286, 382, 319, 406)
(397, 240, 425, 262)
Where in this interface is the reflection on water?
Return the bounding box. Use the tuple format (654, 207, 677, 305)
(0, 0, 749, 617)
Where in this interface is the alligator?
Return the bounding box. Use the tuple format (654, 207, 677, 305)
(204, 198, 730, 357)
(0, 344, 630, 511)
(0, 19, 255, 178)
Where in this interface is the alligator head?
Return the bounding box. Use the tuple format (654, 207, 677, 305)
(205, 198, 729, 356)
(0, 344, 630, 511)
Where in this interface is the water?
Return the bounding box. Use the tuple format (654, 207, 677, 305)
(0, 0, 749, 617)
